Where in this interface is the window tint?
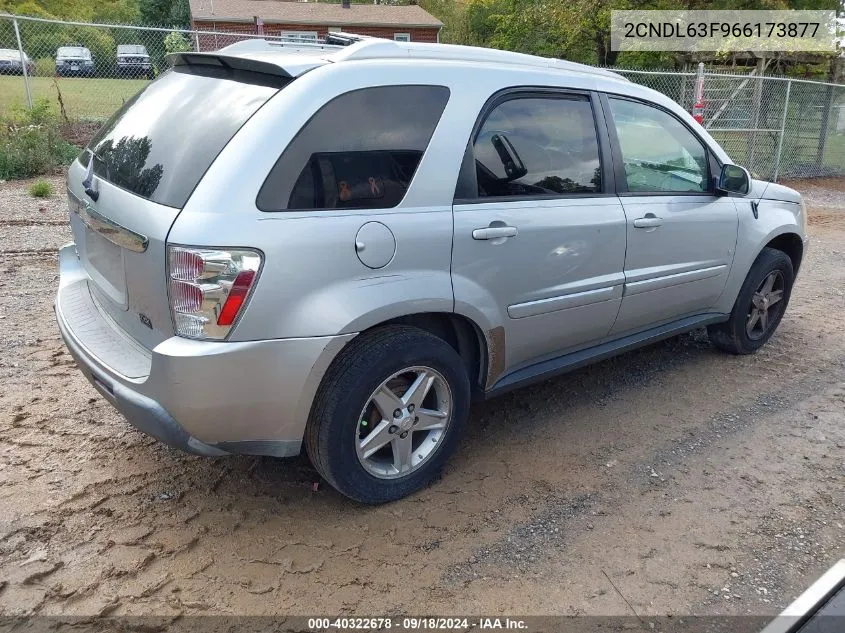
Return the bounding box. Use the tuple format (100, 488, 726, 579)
(470, 96, 602, 199)
(608, 98, 709, 194)
(84, 66, 282, 208)
(257, 85, 450, 211)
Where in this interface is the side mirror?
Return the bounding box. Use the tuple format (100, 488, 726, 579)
(717, 164, 751, 196)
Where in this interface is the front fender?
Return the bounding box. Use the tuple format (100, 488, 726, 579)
(714, 196, 805, 314)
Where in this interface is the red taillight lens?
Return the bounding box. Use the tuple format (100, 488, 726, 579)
(217, 270, 256, 326)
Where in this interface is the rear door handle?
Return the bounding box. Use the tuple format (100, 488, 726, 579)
(472, 226, 518, 240)
(633, 215, 663, 229)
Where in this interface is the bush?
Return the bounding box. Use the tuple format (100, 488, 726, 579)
(164, 31, 192, 55)
(0, 99, 81, 180)
(34, 57, 55, 78)
(29, 179, 54, 198)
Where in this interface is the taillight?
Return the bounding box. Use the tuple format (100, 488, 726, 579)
(167, 246, 262, 340)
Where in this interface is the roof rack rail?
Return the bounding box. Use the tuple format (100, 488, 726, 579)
(219, 38, 345, 55)
(324, 31, 374, 46)
(218, 32, 372, 55)
(221, 35, 629, 82)
(331, 40, 629, 81)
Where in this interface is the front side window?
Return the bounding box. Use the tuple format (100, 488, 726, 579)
(470, 95, 602, 199)
(258, 85, 450, 211)
(608, 97, 709, 194)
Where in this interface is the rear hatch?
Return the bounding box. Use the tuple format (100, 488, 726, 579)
(66, 57, 289, 351)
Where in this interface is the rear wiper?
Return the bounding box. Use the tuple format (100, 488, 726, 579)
(82, 149, 100, 201)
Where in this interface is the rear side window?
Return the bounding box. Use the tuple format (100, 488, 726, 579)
(257, 85, 450, 211)
(464, 95, 602, 199)
(83, 66, 283, 208)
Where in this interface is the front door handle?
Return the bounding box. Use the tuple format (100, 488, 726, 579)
(472, 225, 518, 240)
(633, 214, 663, 229)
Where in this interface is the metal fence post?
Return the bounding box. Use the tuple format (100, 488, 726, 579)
(815, 81, 834, 173)
(772, 79, 792, 182)
(747, 57, 766, 173)
(12, 18, 33, 110)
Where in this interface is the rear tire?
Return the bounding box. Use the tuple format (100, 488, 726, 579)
(708, 247, 794, 354)
(305, 325, 470, 504)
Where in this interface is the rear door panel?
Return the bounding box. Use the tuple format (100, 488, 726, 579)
(452, 197, 627, 372)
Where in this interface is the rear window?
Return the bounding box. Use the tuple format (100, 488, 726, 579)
(257, 85, 450, 211)
(82, 66, 283, 208)
(118, 45, 146, 55)
(58, 47, 90, 58)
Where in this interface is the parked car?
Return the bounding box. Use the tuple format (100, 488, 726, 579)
(0, 48, 35, 75)
(55, 39, 809, 504)
(116, 44, 154, 79)
(55, 45, 94, 77)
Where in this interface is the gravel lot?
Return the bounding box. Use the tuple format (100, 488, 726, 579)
(0, 176, 843, 619)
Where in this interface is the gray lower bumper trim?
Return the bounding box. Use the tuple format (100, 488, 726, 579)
(212, 440, 301, 458)
(111, 379, 227, 457)
(55, 302, 227, 457)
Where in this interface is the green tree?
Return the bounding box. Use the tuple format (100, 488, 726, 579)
(139, 0, 189, 27)
(163, 29, 190, 53)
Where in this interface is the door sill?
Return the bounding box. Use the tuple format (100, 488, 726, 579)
(484, 313, 728, 398)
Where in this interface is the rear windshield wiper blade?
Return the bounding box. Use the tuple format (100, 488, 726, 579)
(82, 148, 101, 201)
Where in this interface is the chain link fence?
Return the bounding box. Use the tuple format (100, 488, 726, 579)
(1, 12, 843, 181)
(0, 13, 297, 122)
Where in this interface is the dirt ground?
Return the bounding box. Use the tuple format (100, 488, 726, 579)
(0, 176, 843, 619)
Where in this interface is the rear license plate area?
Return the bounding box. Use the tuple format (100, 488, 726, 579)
(82, 226, 128, 309)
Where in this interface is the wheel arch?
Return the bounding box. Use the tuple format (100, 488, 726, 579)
(764, 231, 804, 276)
(367, 312, 490, 398)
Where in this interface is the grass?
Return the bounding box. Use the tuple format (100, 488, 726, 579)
(0, 75, 148, 121)
(29, 179, 54, 197)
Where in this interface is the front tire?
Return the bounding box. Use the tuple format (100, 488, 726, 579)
(708, 247, 794, 354)
(305, 325, 470, 504)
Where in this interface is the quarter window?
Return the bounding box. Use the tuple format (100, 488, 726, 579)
(608, 97, 709, 194)
(470, 95, 602, 199)
(258, 85, 450, 211)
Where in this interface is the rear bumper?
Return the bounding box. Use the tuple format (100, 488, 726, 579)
(55, 243, 354, 457)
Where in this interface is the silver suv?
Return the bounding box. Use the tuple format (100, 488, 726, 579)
(55, 37, 808, 503)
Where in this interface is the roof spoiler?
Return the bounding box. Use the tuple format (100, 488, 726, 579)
(166, 51, 293, 78)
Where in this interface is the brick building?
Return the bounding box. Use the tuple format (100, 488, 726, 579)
(188, 0, 443, 51)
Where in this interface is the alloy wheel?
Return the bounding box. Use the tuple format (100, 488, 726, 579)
(355, 366, 452, 479)
(746, 270, 785, 340)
